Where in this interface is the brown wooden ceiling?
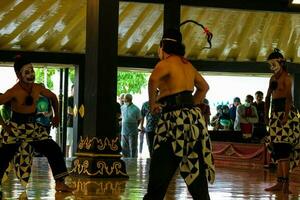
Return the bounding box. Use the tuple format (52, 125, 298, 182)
(0, 0, 300, 63)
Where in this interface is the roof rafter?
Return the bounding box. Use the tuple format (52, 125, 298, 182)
(120, 0, 300, 13)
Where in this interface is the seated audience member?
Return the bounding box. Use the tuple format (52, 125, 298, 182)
(219, 105, 232, 130)
(234, 95, 259, 138)
(252, 91, 267, 142)
(229, 97, 241, 129)
(211, 105, 222, 130)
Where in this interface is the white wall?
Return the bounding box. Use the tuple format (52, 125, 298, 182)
(0, 67, 17, 93)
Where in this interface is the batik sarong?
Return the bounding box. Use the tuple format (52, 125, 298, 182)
(0, 121, 49, 187)
(153, 106, 215, 185)
(266, 109, 300, 171)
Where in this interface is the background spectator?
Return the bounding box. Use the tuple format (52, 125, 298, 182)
(234, 95, 258, 139)
(66, 84, 74, 158)
(229, 97, 241, 127)
(140, 100, 159, 156)
(252, 91, 267, 142)
(121, 94, 141, 157)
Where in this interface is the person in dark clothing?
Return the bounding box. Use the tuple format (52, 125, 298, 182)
(229, 97, 241, 129)
(116, 101, 122, 142)
(252, 91, 267, 141)
(140, 100, 159, 156)
(198, 98, 211, 127)
(66, 84, 74, 158)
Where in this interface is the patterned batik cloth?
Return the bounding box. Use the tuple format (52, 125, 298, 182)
(153, 106, 215, 186)
(0, 121, 49, 187)
(266, 110, 300, 171)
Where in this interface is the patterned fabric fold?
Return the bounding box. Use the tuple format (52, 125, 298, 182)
(153, 106, 215, 185)
(0, 121, 49, 187)
(266, 110, 300, 171)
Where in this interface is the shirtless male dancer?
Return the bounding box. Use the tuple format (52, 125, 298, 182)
(143, 28, 215, 200)
(264, 49, 300, 194)
(0, 55, 73, 197)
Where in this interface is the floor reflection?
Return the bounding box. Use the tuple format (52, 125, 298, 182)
(71, 177, 127, 198)
(1, 157, 300, 199)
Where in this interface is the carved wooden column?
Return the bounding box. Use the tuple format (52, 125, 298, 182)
(70, 0, 128, 178)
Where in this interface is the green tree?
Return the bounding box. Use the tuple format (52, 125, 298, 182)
(34, 67, 57, 90)
(34, 67, 75, 90)
(117, 71, 148, 96)
(69, 68, 75, 85)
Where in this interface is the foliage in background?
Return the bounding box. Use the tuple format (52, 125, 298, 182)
(34, 67, 75, 90)
(117, 71, 148, 96)
(69, 68, 75, 85)
(34, 67, 146, 95)
(34, 67, 57, 90)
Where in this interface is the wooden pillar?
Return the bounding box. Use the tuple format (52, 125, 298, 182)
(164, 0, 181, 31)
(62, 68, 69, 155)
(293, 73, 300, 109)
(71, 0, 128, 178)
(72, 62, 84, 157)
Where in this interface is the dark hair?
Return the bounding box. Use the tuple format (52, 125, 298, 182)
(14, 55, 31, 74)
(267, 48, 284, 60)
(246, 94, 254, 102)
(203, 98, 209, 104)
(255, 91, 263, 96)
(216, 105, 222, 110)
(222, 105, 229, 110)
(233, 97, 240, 103)
(160, 28, 185, 56)
(267, 48, 287, 71)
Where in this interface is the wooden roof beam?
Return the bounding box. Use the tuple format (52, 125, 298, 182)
(120, 0, 300, 13)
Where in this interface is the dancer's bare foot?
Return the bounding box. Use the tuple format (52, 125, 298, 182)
(55, 181, 74, 192)
(265, 183, 282, 192)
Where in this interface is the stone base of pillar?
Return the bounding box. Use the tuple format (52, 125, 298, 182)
(70, 155, 128, 178)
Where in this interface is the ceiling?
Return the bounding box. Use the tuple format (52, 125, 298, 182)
(0, 0, 300, 63)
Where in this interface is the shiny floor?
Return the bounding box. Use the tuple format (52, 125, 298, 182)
(1, 157, 300, 200)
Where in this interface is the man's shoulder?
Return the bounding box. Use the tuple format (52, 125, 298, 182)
(132, 104, 140, 110)
(141, 101, 149, 109)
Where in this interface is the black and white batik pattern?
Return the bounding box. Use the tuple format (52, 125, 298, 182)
(266, 110, 300, 171)
(0, 122, 49, 187)
(153, 107, 215, 186)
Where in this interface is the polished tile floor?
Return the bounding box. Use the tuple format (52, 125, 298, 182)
(1, 157, 300, 200)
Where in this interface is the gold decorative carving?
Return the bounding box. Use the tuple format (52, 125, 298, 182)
(79, 104, 84, 118)
(73, 105, 78, 117)
(71, 179, 126, 195)
(78, 136, 119, 151)
(76, 152, 122, 157)
(71, 159, 127, 176)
